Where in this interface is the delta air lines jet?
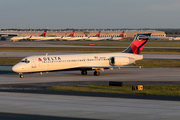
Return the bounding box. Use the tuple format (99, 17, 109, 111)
(10, 30, 47, 42)
(111, 31, 124, 40)
(61, 31, 87, 41)
(29, 30, 60, 41)
(12, 33, 151, 78)
(87, 31, 112, 41)
(10, 30, 59, 42)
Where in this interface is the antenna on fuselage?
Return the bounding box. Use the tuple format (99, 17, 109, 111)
(46, 53, 48, 56)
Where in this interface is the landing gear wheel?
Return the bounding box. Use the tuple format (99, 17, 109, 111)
(94, 70, 100, 76)
(20, 74, 24, 78)
(81, 70, 87, 75)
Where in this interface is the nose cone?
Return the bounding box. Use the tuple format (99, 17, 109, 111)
(12, 64, 23, 73)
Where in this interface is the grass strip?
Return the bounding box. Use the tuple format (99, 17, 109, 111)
(132, 60, 180, 68)
(0, 47, 180, 54)
(46, 84, 180, 97)
(0, 58, 21, 65)
(49, 43, 180, 47)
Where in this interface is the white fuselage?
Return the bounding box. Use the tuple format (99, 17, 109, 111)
(30, 36, 61, 41)
(87, 37, 112, 41)
(10, 36, 62, 41)
(111, 37, 123, 41)
(12, 52, 143, 73)
(10, 36, 30, 42)
(61, 37, 88, 41)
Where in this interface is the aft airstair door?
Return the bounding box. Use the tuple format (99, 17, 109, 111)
(32, 59, 36, 69)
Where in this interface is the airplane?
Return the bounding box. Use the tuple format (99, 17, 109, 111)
(111, 31, 124, 41)
(61, 31, 88, 41)
(12, 33, 151, 78)
(28, 30, 61, 41)
(10, 30, 60, 42)
(10, 36, 32, 42)
(87, 31, 112, 41)
(10, 30, 47, 42)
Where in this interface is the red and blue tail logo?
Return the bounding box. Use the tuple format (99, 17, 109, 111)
(40, 30, 47, 37)
(120, 31, 124, 37)
(95, 31, 101, 37)
(70, 31, 74, 37)
(123, 33, 151, 54)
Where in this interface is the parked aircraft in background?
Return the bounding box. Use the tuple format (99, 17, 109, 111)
(10, 30, 60, 42)
(28, 30, 47, 41)
(10, 36, 32, 42)
(111, 31, 124, 40)
(87, 31, 113, 41)
(10, 30, 46, 42)
(61, 31, 88, 41)
(87, 31, 106, 41)
(12, 33, 151, 78)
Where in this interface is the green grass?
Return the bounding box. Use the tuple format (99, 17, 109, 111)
(0, 47, 123, 53)
(46, 84, 180, 96)
(50, 42, 131, 46)
(0, 47, 180, 54)
(49, 42, 180, 47)
(0, 58, 21, 65)
(132, 60, 180, 68)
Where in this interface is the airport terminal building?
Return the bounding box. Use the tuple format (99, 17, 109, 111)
(0, 30, 166, 40)
(58, 30, 166, 38)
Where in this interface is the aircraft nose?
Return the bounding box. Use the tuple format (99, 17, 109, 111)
(12, 65, 24, 73)
(12, 65, 18, 72)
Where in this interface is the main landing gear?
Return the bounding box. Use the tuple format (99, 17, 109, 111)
(81, 70, 87, 75)
(81, 70, 100, 76)
(94, 70, 100, 76)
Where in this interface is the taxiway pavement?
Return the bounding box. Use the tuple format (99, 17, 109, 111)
(0, 67, 180, 84)
(0, 92, 179, 120)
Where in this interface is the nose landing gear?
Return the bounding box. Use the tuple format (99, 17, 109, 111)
(19, 73, 24, 78)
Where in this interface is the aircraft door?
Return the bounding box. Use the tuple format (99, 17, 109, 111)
(32, 59, 36, 68)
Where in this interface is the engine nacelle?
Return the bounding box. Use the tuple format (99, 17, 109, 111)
(109, 56, 135, 66)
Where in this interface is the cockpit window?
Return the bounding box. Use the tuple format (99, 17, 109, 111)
(21, 59, 30, 63)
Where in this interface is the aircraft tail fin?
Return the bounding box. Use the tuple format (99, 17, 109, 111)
(123, 33, 151, 54)
(40, 30, 47, 37)
(120, 31, 124, 37)
(70, 31, 75, 37)
(95, 31, 101, 37)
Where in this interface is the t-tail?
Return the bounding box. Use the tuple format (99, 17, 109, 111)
(40, 30, 47, 37)
(95, 31, 101, 37)
(123, 33, 151, 54)
(120, 31, 124, 37)
(70, 31, 75, 37)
